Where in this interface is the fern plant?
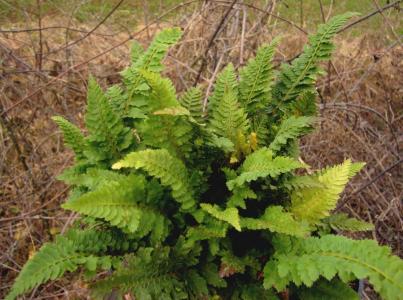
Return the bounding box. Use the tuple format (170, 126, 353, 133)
(7, 14, 403, 300)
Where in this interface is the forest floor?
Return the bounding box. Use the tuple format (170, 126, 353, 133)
(0, 1, 402, 299)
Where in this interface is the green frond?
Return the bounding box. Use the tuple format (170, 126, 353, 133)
(296, 278, 359, 300)
(153, 106, 190, 116)
(290, 159, 352, 224)
(239, 38, 280, 114)
(227, 185, 257, 209)
(105, 85, 132, 117)
(208, 63, 238, 111)
(264, 235, 403, 300)
(291, 90, 318, 116)
(234, 284, 279, 300)
(240, 206, 310, 237)
(269, 116, 316, 153)
(186, 220, 228, 244)
(208, 85, 250, 146)
(348, 162, 366, 178)
(60, 167, 127, 189)
(113, 149, 196, 212)
(85, 77, 132, 161)
(133, 27, 182, 72)
(227, 147, 304, 190)
(186, 269, 209, 297)
(63, 175, 169, 237)
(272, 12, 358, 114)
(323, 213, 374, 232)
(130, 40, 145, 64)
(201, 263, 227, 288)
(140, 69, 181, 111)
(52, 116, 87, 159)
(119, 28, 182, 119)
(283, 175, 325, 191)
(221, 251, 260, 276)
(92, 247, 187, 300)
(138, 114, 193, 158)
(201, 203, 241, 231)
(179, 86, 204, 123)
(5, 237, 84, 300)
(65, 228, 137, 254)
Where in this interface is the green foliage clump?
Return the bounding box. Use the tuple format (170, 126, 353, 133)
(7, 13, 403, 300)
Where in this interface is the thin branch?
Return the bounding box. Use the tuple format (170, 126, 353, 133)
(1, 0, 200, 117)
(43, 0, 125, 57)
(0, 26, 119, 36)
(338, 0, 401, 33)
(193, 0, 237, 86)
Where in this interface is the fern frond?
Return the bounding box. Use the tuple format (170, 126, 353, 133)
(63, 175, 168, 236)
(186, 269, 209, 297)
(201, 203, 241, 231)
(201, 263, 227, 288)
(65, 228, 137, 254)
(179, 86, 204, 123)
(227, 185, 257, 209)
(291, 90, 318, 116)
(138, 115, 193, 158)
(251, 115, 272, 147)
(239, 38, 279, 114)
(92, 247, 187, 300)
(119, 28, 182, 119)
(240, 206, 310, 237)
(348, 162, 366, 178)
(269, 116, 315, 153)
(186, 220, 228, 244)
(113, 149, 196, 212)
(60, 168, 127, 189)
(283, 175, 325, 191)
(133, 27, 182, 72)
(52, 116, 87, 159)
(290, 159, 352, 224)
(264, 235, 403, 300)
(227, 147, 304, 190)
(208, 85, 250, 147)
(323, 213, 374, 232)
(297, 278, 359, 300)
(140, 69, 181, 111)
(272, 13, 358, 113)
(130, 40, 144, 64)
(208, 63, 238, 111)
(106, 85, 139, 118)
(235, 284, 279, 300)
(5, 237, 84, 300)
(220, 251, 260, 276)
(85, 77, 132, 161)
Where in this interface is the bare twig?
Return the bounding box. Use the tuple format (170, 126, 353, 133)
(338, 0, 401, 33)
(43, 0, 125, 57)
(193, 0, 237, 86)
(1, 0, 200, 117)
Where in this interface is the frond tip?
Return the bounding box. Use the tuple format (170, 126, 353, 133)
(5, 237, 84, 300)
(52, 116, 87, 159)
(290, 159, 352, 224)
(201, 203, 241, 231)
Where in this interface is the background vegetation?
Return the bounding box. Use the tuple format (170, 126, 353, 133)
(0, 0, 401, 299)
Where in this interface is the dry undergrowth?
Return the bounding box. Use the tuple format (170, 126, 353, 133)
(0, 3, 401, 299)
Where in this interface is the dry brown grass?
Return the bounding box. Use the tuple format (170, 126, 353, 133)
(0, 2, 401, 299)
